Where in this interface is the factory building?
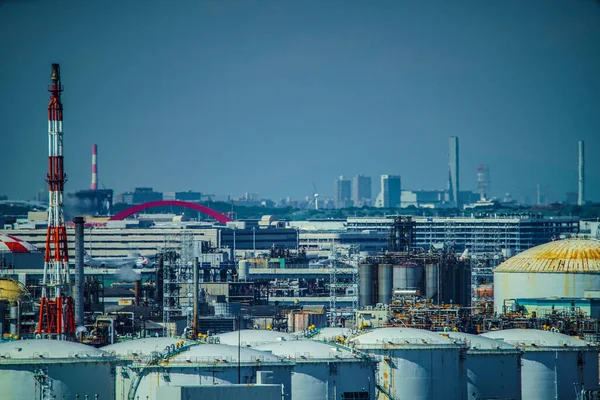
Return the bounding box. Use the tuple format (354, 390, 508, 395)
(347, 215, 579, 253)
(482, 329, 600, 400)
(1, 223, 298, 260)
(0, 233, 43, 270)
(494, 238, 600, 314)
(0, 339, 117, 399)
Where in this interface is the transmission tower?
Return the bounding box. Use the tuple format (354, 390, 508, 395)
(37, 64, 75, 338)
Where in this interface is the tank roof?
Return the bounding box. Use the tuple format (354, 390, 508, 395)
(481, 329, 592, 348)
(0, 339, 108, 359)
(101, 337, 182, 356)
(310, 327, 354, 342)
(172, 343, 281, 363)
(255, 340, 358, 360)
(441, 332, 518, 351)
(215, 329, 298, 346)
(495, 238, 600, 273)
(350, 327, 457, 346)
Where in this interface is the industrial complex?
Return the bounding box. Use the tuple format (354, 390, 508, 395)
(1, 64, 599, 400)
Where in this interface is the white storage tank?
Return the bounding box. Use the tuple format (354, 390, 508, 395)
(0, 339, 116, 399)
(238, 259, 250, 281)
(216, 329, 298, 347)
(350, 327, 466, 400)
(481, 329, 600, 400)
(494, 238, 600, 313)
(442, 332, 521, 400)
(255, 340, 376, 400)
(106, 339, 293, 400)
(310, 327, 354, 342)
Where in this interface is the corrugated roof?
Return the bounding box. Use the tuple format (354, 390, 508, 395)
(494, 238, 600, 273)
(481, 329, 592, 348)
(0, 339, 108, 359)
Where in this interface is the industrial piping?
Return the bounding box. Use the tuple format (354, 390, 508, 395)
(73, 216, 85, 328)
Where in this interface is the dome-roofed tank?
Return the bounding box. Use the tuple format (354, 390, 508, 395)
(481, 329, 600, 400)
(494, 238, 600, 313)
(102, 337, 184, 357)
(310, 327, 354, 342)
(0, 278, 26, 302)
(255, 340, 376, 400)
(215, 329, 298, 347)
(350, 328, 466, 400)
(442, 332, 521, 400)
(112, 340, 293, 400)
(0, 339, 116, 399)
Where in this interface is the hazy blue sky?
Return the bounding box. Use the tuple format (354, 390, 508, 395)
(1, 0, 599, 203)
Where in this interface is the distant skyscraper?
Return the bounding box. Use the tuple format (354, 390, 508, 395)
(352, 175, 372, 207)
(448, 136, 460, 208)
(381, 175, 401, 208)
(334, 176, 352, 208)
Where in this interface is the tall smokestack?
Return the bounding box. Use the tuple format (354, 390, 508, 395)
(91, 144, 98, 190)
(73, 217, 85, 329)
(449, 136, 460, 209)
(578, 140, 585, 206)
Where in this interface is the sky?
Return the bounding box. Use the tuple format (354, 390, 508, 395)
(1, 0, 599, 204)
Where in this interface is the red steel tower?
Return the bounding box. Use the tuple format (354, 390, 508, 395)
(37, 64, 75, 338)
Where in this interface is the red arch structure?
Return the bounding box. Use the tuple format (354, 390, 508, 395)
(109, 200, 232, 224)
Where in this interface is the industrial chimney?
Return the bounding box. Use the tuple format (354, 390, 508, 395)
(91, 144, 98, 190)
(578, 140, 585, 206)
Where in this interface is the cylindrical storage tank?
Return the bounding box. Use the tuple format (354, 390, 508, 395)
(238, 260, 249, 281)
(425, 263, 439, 302)
(359, 263, 374, 307)
(493, 238, 600, 314)
(214, 302, 241, 317)
(482, 329, 600, 400)
(310, 327, 354, 342)
(255, 341, 376, 400)
(377, 264, 393, 305)
(0, 339, 116, 399)
(105, 340, 293, 400)
(442, 332, 521, 400)
(393, 263, 424, 291)
(350, 327, 466, 400)
(216, 329, 297, 347)
(0, 279, 25, 302)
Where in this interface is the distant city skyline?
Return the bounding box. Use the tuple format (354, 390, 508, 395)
(1, 1, 599, 203)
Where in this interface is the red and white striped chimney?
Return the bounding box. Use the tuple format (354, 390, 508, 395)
(91, 144, 98, 190)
